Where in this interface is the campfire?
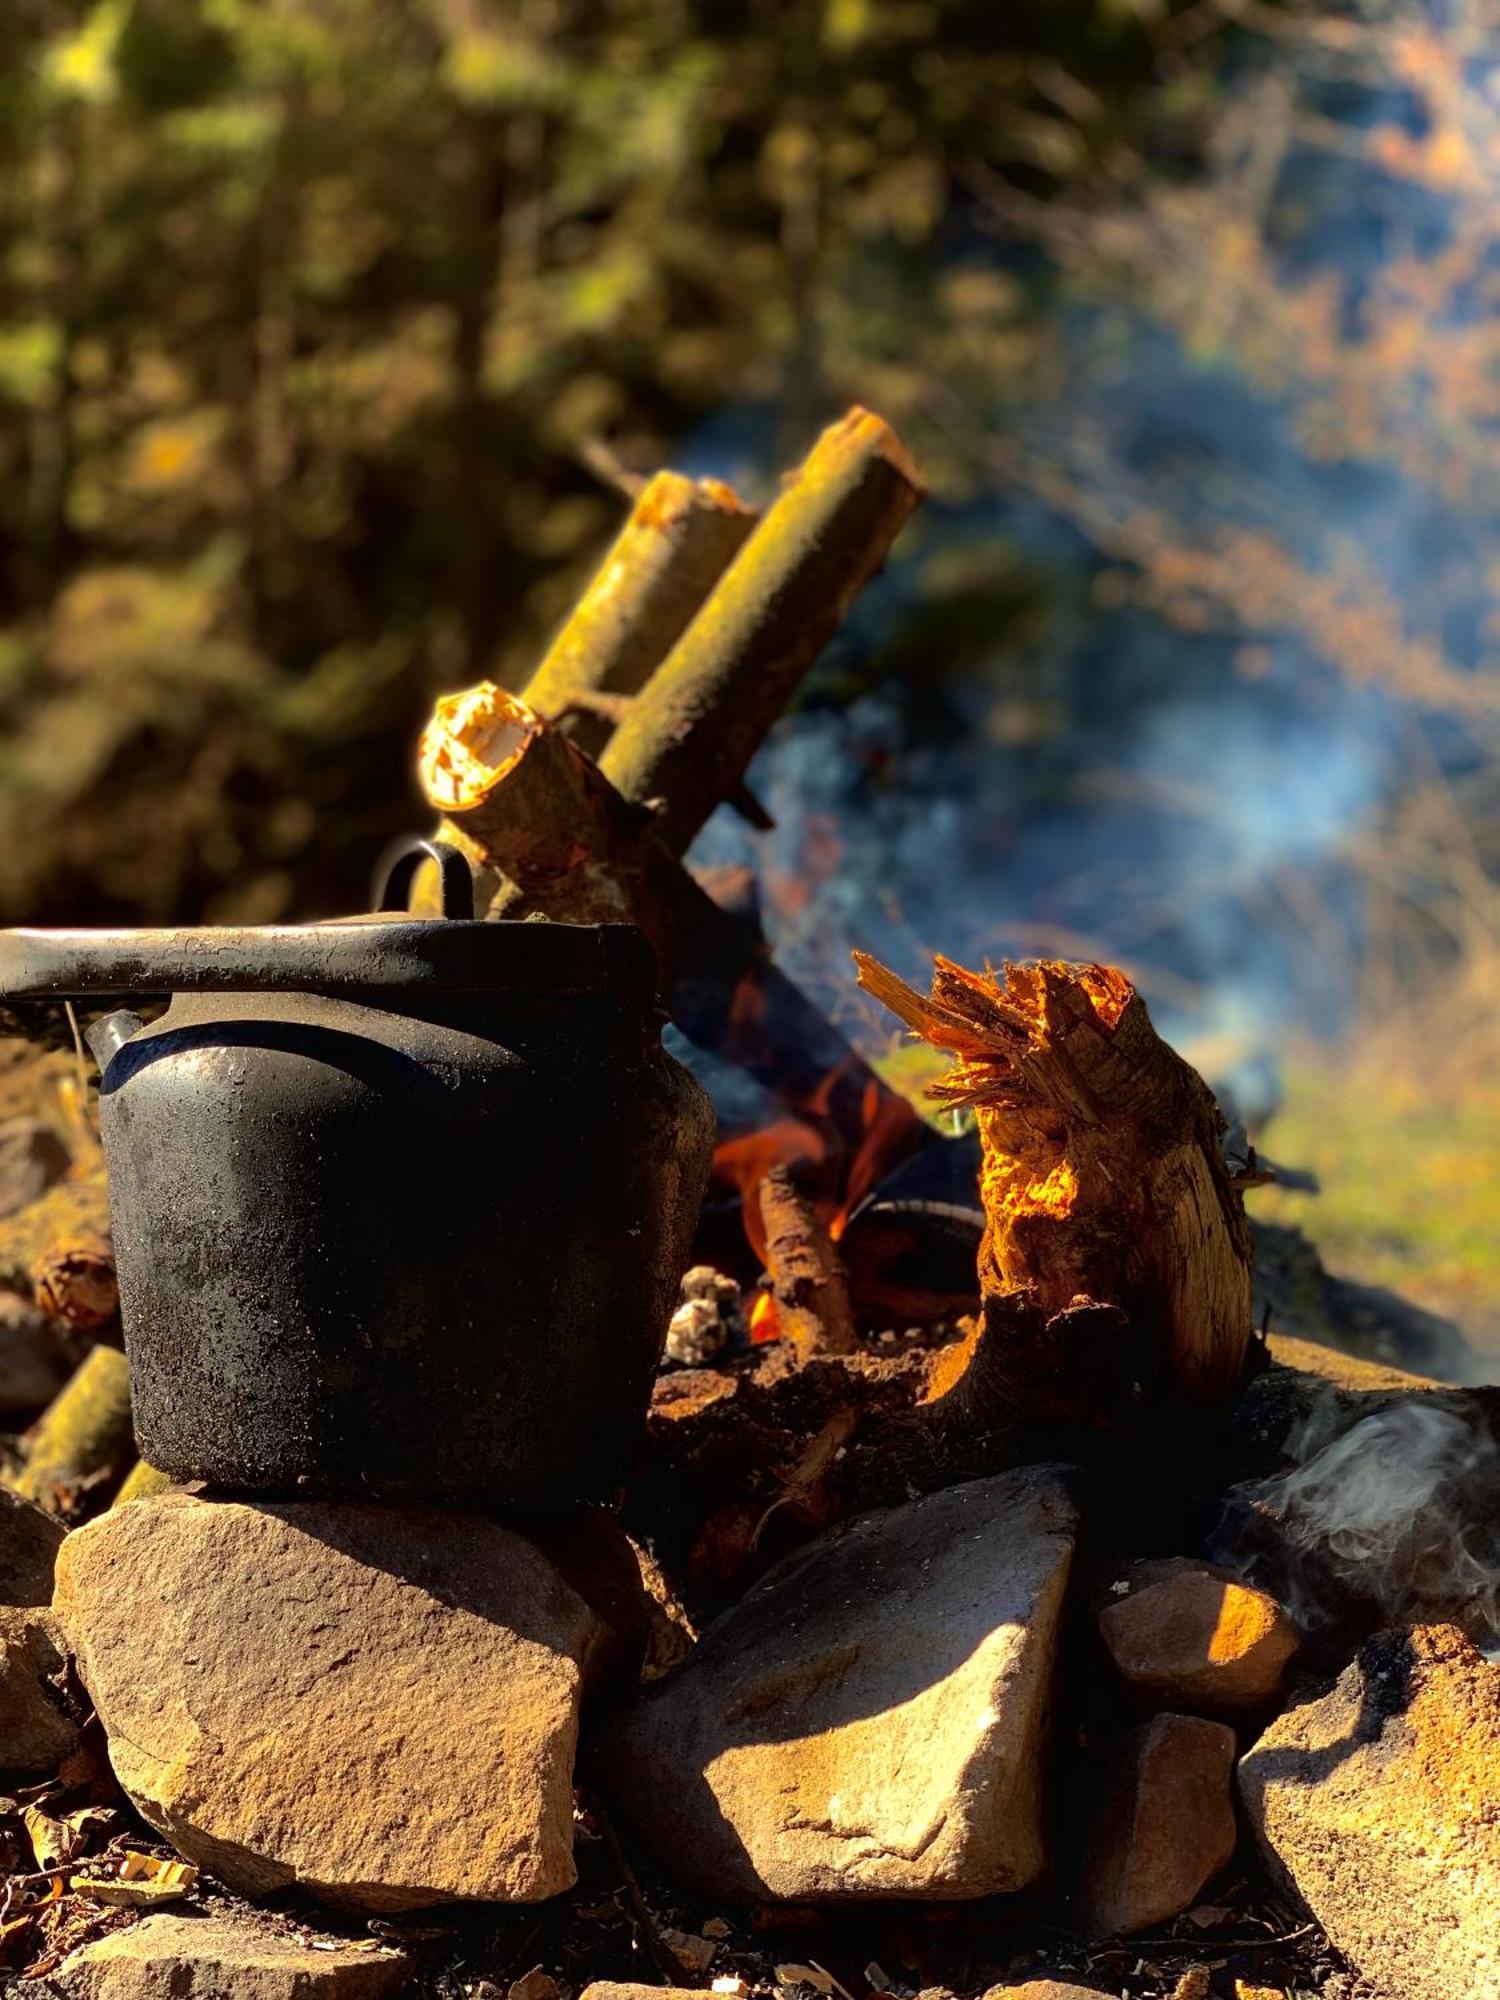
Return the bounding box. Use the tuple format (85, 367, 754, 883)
(0, 408, 1492, 2000)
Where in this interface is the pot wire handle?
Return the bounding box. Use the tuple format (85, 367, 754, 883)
(374, 837, 475, 922)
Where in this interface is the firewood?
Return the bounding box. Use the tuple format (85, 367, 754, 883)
(10, 1343, 133, 1514)
(420, 681, 647, 925)
(418, 687, 924, 1180)
(523, 470, 756, 755)
(756, 1165, 857, 1361)
(598, 406, 925, 855)
(112, 1458, 173, 1506)
(855, 951, 1253, 1424)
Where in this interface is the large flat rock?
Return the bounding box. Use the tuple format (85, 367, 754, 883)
(608, 1465, 1079, 1902)
(52, 1909, 410, 1997)
(1240, 1623, 1500, 2000)
(56, 1493, 618, 1912)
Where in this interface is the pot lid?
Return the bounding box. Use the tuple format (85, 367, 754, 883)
(0, 839, 654, 1002)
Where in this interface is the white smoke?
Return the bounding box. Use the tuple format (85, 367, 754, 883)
(1225, 1400, 1500, 1638)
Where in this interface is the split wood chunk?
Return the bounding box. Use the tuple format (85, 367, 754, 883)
(855, 951, 1253, 1422)
(756, 1166, 857, 1361)
(599, 406, 925, 855)
(523, 470, 757, 754)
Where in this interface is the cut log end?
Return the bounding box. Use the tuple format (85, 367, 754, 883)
(418, 683, 539, 815)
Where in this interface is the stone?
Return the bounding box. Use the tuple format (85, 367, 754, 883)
(608, 1465, 1080, 1902)
(981, 1985, 1111, 2000)
(50, 1909, 411, 1997)
(1239, 1623, 1500, 2000)
(0, 1117, 70, 1221)
(55, 1491, 617, 1912)
(0, 1288, 68, 1416)
(1098, 1559, 1298, 1714)
(1076, 1714, 1238, 1937)
(580, 1988, 714, 2000)
(0, 1604, 78, 1772)
(0, 1484, 67, 1605)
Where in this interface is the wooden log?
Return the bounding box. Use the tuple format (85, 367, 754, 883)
(10, 1343, 133, 1514)
(419, 681, 647, 925)
(417, 688, 925, 1179)
(855, 951, 1253, 1420)
(523, 471, 756, 755)
(599, 407, 924, 855)
(757, 1166, 857, 1361)
(112, 1458, 174, 1506)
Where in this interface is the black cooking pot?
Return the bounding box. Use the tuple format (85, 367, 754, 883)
(0, 840, 714, 1510)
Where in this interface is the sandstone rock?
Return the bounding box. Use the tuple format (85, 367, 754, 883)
(1076, 1713, 1238, 1937)
(0, 1484, 67, 1604)
(51, 1910, 411, 1997)
(0, 1117, 70, 1221)
(580, 1988, 719, 2000)
(56, 1491, 616, 1911)
(0, 1288, 68, 1416)
(1240, 1623, 1500, 2000)
(0, 1604, 77, 1772)
(608, 1465, 1079, 1902)
(981, 1984, 1111, 2000)
(1098, 1559, 1298, 1714)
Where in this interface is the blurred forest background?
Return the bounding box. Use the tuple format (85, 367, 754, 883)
(3, 0, 1500, 1346)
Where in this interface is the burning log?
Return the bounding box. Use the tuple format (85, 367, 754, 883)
(599, 407, 925, 856)
(418, 407, 931, 1242)
(418, 686, 924, 1193)
(855, 952, 1253, 1427)
(10, 1343, 133, 1515)
(523, 471, 757, 757)
(756, 1166, 856, 1361)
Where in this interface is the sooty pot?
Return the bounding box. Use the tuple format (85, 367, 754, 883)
(0, 840, 714, 1509)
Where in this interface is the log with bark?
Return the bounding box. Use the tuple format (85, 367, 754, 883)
(9, 1343, 133, 1515)
(855, 951, 1254, 1429)
(419, 682, 925, 1199)
(417, 408, 929, 1193)
(598, 408, 924, 855)
(522, 470, 757, 757)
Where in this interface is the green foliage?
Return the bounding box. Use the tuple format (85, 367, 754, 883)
(0, 0, 1201, 925)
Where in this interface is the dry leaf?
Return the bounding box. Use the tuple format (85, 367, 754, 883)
(21, 1804, 86, 1872)
(702, 1917, 733, 1940)
(508, 1968, 561, 2000)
